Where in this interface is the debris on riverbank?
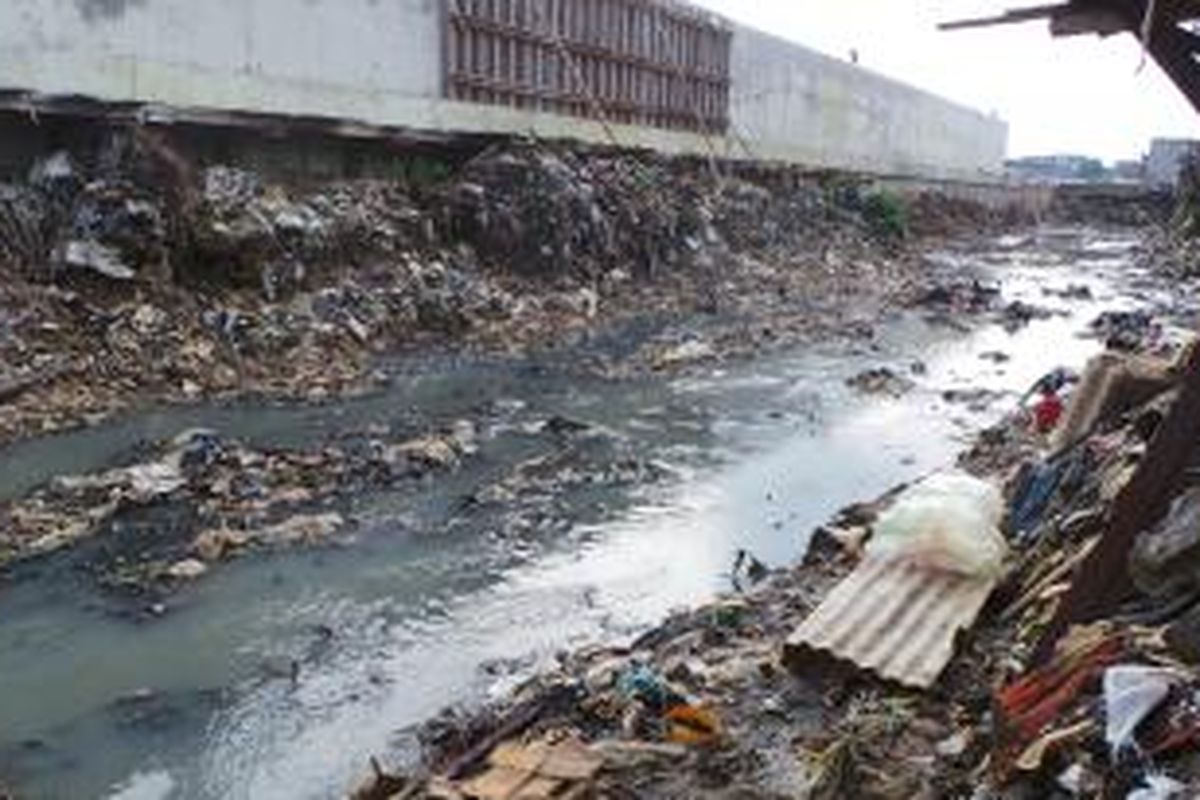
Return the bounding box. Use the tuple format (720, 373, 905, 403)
(0, 422, 476, 581)
(351, 309, 1200, 798)
(846, 366, 915, 397)
(0, 132, 1020, 448)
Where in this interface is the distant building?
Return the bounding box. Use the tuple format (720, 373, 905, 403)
(1145, 138, 1200, 187)
(1006, 154, 1107, 183)
(1112, 159, 1145, 183)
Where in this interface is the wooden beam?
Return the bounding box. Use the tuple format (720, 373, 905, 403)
(1146, 19, 1200, 112)
(939, 3, 1069, 31)
(1049, 7, 1128, 35)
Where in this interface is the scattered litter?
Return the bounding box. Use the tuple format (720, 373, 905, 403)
(1092, 310, 1161, 352)
(785, 552, 1000, 688)
(58, 239, 136, 280)
(846, 366, 914, 397)
(165, 559, 209, 581)
(1104, 666, 1180, 757)
(650, 339, 716, 370)
(0, 137, 970, 449)
(1008, 458, 1070, 537)
(1127, 774, 1186, 800)
(455, 734, 604, 800)
(1032, 386, 1065, 433)
(868, 472, 1008, 578)
(662, 704, 721, 746)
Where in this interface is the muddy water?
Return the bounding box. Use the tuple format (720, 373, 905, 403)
(0, 229, 1161, 799)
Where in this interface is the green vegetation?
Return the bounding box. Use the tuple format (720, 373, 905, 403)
(862, 189, 909, 241)
(402, 156, 452, 187)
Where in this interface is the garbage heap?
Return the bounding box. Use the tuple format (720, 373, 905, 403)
(0, 421, 478, 579)
(353, 323, 1200, 799)
(1047, 185, 1172, 229)
(1138, 150, 1200, 279)
(0, 131, 1008, 446)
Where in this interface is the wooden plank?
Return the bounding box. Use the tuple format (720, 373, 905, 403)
(513, 777, 565, 800)
(938, 3, 1067, 31)
(539, 742, 603, 781)
(462, 765, 531, 800)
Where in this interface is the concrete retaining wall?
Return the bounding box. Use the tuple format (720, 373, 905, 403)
(731, 27, 1007, 181)
(0, 0, 444, 127)
(0, 0, 1007, 181)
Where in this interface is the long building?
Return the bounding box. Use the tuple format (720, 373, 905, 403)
(0, 0, 1007, 181)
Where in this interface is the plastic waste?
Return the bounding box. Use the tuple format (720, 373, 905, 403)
(1104, 666, 1179, 757)
(664, 704, 721, 746)
(1131, 487, 1200, 597)
(617, 665, 681, 711)
(1009, 459, 1070, 538)
(1033, 390, 1065, 433)
(868, 472, 1009, 578)
(1127, 774, 1185, 800)
(1057, 763, 1088, 795)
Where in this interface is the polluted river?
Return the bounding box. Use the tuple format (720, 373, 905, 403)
(0, 228, 1172, 799)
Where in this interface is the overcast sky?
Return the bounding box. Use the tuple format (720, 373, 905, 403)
(691, 1, 1200, 162)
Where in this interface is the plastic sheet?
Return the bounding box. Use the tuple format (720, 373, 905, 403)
(1127, 774, 1185, 800)
(1104, 665, 1179, 756)
(869, 472, 1008, 578)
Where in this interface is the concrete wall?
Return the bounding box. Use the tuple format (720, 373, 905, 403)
(730, 27, 1007, 181)
(0, 0, 1007, 181)
(0, 0, 444, 126)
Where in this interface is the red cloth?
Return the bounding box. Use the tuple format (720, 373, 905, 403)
(1033, 392, 1064, 433)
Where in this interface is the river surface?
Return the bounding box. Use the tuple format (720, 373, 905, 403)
(0, 229, 1169, 799)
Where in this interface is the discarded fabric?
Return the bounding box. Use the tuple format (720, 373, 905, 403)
(1008, 458, 1070, 538)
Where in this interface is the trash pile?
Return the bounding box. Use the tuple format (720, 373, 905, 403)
(0, 132, 1016, 447)
(352, 310, 1200, 799)
(909, 270, 1060, 335)
(845, 366, 915, 397)
(1048, 185, 1173, 229)
(904, 190, 1018, 239)
(1138, 152, 1200, 280)
(0, 423, 477, 588)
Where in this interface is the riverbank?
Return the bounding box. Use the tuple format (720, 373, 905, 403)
(328, 226, 1200, 800)
(0, 138, 1024, 577)
(1, 224, 1155, 799)
(0, 136, 1011, 450)
(347, 229, 1200, 800)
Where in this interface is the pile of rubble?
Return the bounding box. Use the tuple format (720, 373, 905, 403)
(351, 311, 1200, 799)
(1136, 153, 1200, 281)
(1048, 185, 1173, 229)
(0, 132, 1012, 447)
(0, 423, 477, 589)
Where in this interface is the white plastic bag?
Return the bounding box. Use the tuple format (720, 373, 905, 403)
(1127, 774, 1185, 800)
(868, 472, 1009, 578)
(1104, 666, 1179, 757)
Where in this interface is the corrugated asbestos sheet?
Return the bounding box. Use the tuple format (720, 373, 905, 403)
(785, 556, 999, 689)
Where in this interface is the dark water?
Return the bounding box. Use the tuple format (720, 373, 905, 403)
(0, 229, 1162, 799)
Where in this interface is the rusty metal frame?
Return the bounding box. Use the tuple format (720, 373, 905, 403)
(444, 0, 731, 135)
